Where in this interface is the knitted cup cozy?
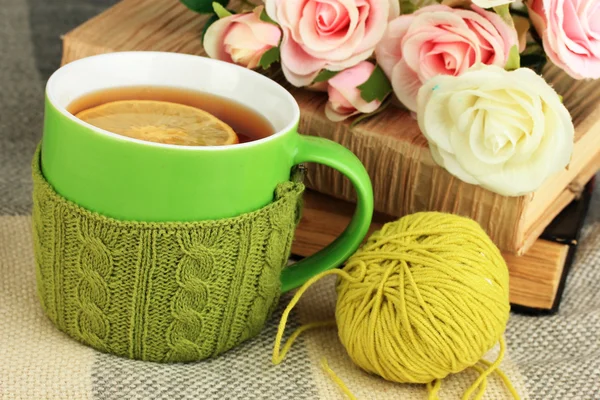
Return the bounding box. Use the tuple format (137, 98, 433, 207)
(32, 146, 304, 363)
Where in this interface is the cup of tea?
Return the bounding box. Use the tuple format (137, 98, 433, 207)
(35, 51, 373, 362)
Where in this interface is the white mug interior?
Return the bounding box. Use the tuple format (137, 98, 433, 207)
(46, 51, 300, 149)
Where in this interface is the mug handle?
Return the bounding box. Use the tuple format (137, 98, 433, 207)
(280, 135, 374, 293)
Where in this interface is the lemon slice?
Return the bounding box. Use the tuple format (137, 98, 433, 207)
(75, 100, 238, 146)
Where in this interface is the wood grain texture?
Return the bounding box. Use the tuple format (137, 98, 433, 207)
(61, 0, 600, 255)
(503, 240, 569, 310)
(294, 190, 569, 310)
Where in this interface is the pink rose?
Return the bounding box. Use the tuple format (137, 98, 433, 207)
(528, 0, 600, 80)
(375, 5, 518, 111)
(204, 6, 282, 69)
(265, 0, 400, 87)
(325, 61, 382, 121)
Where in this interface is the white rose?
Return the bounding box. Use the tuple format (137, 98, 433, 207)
(417, 65, 574, 197)
(471, 0, 515, 7)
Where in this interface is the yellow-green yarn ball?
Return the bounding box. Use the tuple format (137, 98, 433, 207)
(335, 212, 510, 384)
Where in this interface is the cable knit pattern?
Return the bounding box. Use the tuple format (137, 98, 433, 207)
(32, 147, 304, 362)
(74, 219, 113, 351)
(164, 235, 217, 362)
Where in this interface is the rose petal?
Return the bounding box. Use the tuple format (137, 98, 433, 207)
(316, 1, 349, 33)
(561, 0, 592, 55)
(279, 32, 325, 86)
(588, 3, 600, 39)
(299, 0, 358, 54)
(428, 42, 471, 75)
(401, 13, 470, 70)
(413, 4, 455, 15)
(325, 47, 375, 70)
(224, 25, 266, 51)
(242, 9, 282, 47)
(472, 6, 518, 62)
(375, 15, 414, 78)
(530, 0, 600, 79)
(430, 144, 480, 185)
(270, 0, 406, 87)
(479, 114, 559, 196)
(450, 116, 505, 177)
(279, 0, 312, 43)
(391, 59, 422, 112)
(328, 86, 355, 109)
(203, 16, 237, 62)
(328, 61, 381, 113)
(472, 0, 516, 8)
(325, 101, 362, 121)
(264, 0, 283, 23)
(418, 75, 458, 153)
(355, 0, 390, 53)
(388, 0, 400, 19)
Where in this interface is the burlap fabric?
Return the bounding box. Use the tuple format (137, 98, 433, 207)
(0, 0, 599, 398)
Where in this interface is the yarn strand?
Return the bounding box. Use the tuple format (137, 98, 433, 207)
(465, 339, 521, 400)
(272, 268, 356, 365)
(426, 379, 442, 399)
(321, 358, 358, 400)
(273, 213, 520, 400)
(272, 267, 519, 400)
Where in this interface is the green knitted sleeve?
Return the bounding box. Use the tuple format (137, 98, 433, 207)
(32, 146, 305, 363)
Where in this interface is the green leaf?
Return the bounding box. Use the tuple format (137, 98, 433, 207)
(213, 2, 233, 18)
(399, 0, 416, 15)
(180, 0, 228, 14)
(259, 47, 280, 69)
(313, 70, 340, 83)
(505, 45, 521, 71)
(260, 8, 278, 24)
(357, 65, 393, 103)
(201, 13, 220, 41)
(493, 4, 515, 27)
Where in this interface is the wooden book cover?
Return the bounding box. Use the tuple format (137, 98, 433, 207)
(60, 0, 600, 256)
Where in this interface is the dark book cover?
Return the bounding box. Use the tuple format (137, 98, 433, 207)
(511, 178, 596, 315)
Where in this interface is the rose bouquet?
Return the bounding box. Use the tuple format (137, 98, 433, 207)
(182, 0, 599, 196)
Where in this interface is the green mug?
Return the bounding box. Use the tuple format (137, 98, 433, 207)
(42, 51, 374, 293)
